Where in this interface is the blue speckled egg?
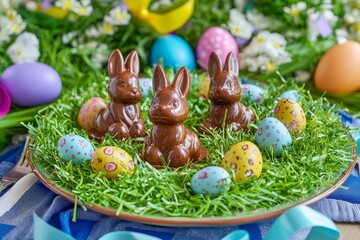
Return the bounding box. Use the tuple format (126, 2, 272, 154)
(150, 34, 196, 71)
(191, 166, 231, 198)
(279, 90, 300, 101)
(139, 77, 152, 98)
(255, 117, 292, 157)
(58, 134, 94, 164)
(241, 83, 265, 103)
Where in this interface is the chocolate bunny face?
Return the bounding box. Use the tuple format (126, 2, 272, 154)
(149, 66, 190, 125)
(107, 50, 142, 104)
(208, 52, 241, 104)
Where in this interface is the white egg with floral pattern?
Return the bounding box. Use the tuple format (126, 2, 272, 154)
(91, 146, 134, 179)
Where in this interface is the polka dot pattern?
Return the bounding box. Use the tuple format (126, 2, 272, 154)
(77, 97, 107, 130)
(91, 146, 134, 179)
(57, 133, 94, 164)
(274, 98, 306, 132)
(191, 166, 231, 198)
(221, 141, 263, 183)
(196, 27, 239, 70)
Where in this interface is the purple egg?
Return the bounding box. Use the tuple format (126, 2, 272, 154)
(1, 62, 62, 107)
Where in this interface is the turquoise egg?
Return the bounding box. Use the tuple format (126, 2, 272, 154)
(57, 134, 94, 164)
(279, 90, 300, 101)
(255, 117, 292, 157)
(139, 77, 152, 98)
(241, 83, 265, 103)
(149, 34, 196, 71)
(191, 166, 231, 198)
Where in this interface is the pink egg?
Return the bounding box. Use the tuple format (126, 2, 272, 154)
(77, 97, 107, 130)
(196, 27, 239, 70)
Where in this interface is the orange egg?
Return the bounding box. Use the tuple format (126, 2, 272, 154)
(314, 40, 360, 94)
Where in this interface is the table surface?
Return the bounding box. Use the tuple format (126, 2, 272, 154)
(337, 223, 360, 240)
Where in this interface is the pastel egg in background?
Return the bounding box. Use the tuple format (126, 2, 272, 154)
(221, 141, 263, 183)
(240, 83, 265, 103)
(78, 97, 107, 130)
(0, 62, 62, 107)
(274, 98, 306, 132)
(199, 75, 211, 99)
(149, 34, 196, 71)
(196, 26, 239, 70)
(256, 117, 292, 157)
(190, 166, 231, 198)
(314, 40, 360, 94)
(91, 146, 134, 179)
(278, 90, 300, 102)
(57, 134, 94, 164)
(139, 77, 153, 98)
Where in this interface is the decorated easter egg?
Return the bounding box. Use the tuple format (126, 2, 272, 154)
(314, 40, 360, 94)
(57, 134, 94, 164)
(1, 62, 62, 107)
(221, 141, 263, 183)
(199, 75, 211, 99)
(279, 90, 300, 101)
(91, 146, 134, 179)
(139, 77, 153, 98)
(150, 34, 196, 71)
(256, 117, 292, 157)
(190, 166, 231, 198)
(274, 98, 306, 132)
(77, 97, 107, 130)
(241, 83, 265, 103)
(196, 27, 239, 70)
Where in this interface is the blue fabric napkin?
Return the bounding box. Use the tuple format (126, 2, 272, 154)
(0, 111, 359, 240)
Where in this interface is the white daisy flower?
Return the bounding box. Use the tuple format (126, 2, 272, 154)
(62, 31, 77, 44)
(294, 70, 311, 83)
(5, 9, 26, 34)
(283, 2, 306, 25)
(6, 32, 40, 63)
(246, 10, 269, 30)
(105, 6, 131, 26)
(73, 0, 93, 16)
(335, 28, 349, 43)
(228, 9, 254, 39)
(99, 21, 115, 35)
(85, 26, 101, 38)
(55, 0, 78, 11)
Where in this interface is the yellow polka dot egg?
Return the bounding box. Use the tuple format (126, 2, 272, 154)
(221, 141, 263, 183)
(274, 98, 306, 132)
(91, 146, 134, 179)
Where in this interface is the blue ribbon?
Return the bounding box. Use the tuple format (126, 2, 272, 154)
(33, 205, 340, 240)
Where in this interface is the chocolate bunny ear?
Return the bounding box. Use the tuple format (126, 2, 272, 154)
(125, 51, 140, 75)
(208, 52, 222, 79)
(224, 52, 239, 77)
(172, 66, 190, 98)
(153, 65, 168, 93)
(108, 49, 124, 78)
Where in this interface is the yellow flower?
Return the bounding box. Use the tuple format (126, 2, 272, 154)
(266, 62, 277, 72)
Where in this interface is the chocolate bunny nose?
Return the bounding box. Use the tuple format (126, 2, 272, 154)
(131, 88, 138, 94)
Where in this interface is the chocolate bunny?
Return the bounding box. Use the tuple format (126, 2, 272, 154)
(142, 65, 207, 168)
(199, 52, 255, 133)
(88, 49, 146, 141)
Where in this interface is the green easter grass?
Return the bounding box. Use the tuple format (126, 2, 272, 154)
(26, 70, 355, 219)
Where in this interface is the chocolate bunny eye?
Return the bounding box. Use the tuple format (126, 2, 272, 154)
(119, 82, 127, 88)
(170, 99, 180, 108)
(225, 80, 233, 89)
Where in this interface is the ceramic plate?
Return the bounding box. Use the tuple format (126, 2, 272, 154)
(28, 135, 357, 227)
